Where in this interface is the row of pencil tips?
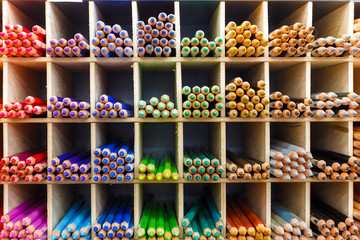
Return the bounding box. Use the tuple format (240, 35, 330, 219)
(48, 96, 90, 118)
(0, 96, 47, 118)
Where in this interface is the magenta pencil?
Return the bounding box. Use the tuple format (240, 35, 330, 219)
(25, 212, 46, 234)
(33, 220, 47, 238)
(22, 203, 47, 226)
(1, 197, 40, 223)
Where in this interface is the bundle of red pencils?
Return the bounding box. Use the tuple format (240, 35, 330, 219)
(311, 147, 359, 181)
(0, 96, 47, 118)
(227, 196, 271, 240)
(0, 24, 46, 57)
(0, 150, 47, 182)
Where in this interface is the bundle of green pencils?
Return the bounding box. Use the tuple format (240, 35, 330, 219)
(184, 149, 223, 181)
(226, 77, 269, 118)
(137, 199, 179, 240)
(139, 94, 178, 118)
(181, 30, 223, 57)
(182, 85, 222, 118)
(182, 195, 224, 240)
(138, 154, 179, 181)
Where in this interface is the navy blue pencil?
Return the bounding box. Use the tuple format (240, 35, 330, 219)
(93, 199, 114, 232)
(51, 150, 82, 166)
(102, 200, 121, 231)
(62, 151, 91, 168)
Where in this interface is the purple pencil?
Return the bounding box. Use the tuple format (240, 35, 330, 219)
(5, 204, 36, 230)
(62, 151, 90, 168)
(25, 212, 46, 234)
(33, 220, 47, 238)
(1, 197, 41, 223)
(22, 202, 47, 226)
(70, 158, 90, 172)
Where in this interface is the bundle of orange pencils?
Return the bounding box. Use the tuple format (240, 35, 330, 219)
(227, 196, 271, 240)
(269, 22, 314, 57)
(0, 96, 47, 118)
(270, 91, 313, 118)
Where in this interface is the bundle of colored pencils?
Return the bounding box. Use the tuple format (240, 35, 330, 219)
(47, 33, 89, 57)
(1, 196, 47, 239)
(181, 30, 222, 57)
(138, 199, 179, 239)
(93, 198, 133, 239)
(226, 77, 269, 118)
(182, 195, 224, 239)
(353, 126, 360, 157)
(311, 35, 360, 57)
(51, 200, 90, 240)
(269, 22, 314, 57)
(311, 147, 359, 181)
(0, 96, 47, 118)
(139, 94, 178, 118)
(93, 94, 133, 118)
(0, 150, 47, 182)
(270, 91, 312, 118)
(139, 154, 178, 181)
(226, 150, 269, 180)
(225, 21, 268, 57)
(311, 199, 357, 240)
(182, 85, 222, 118)
(270, 139, 313, 180)
(0, 24, 46, 57)
(47, 150, 90, 182)
(354, 18, 360, 39)
(48, 96, 90, 118)
(309, 92, 358, 118)
(353, 191, 360, 230)
(92, 20, 133, 57)
(184, 149, 222, 181)
(93, 142, 134, 182)
(272, 202, 312, 240)
(227, 196, 270, 240)
(137, 12, 176, 57)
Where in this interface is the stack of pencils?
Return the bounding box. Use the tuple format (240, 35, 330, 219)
(353, 191, 360, 230)
(181, 30, 223, 57)
(353, 126, 360, 157)
(0, 96, 47, 118)
(47, 150, 91, 182)
(47, 33, 89, 57)
(227, 196, 271, 240)
(354, 18, 360, 39)
(311, 199, 357, 240)
(184, 149, 222, 181)
(138, 198, 179, 240)
(272, 202, 312, 240)
(226, 150, 269, 180)
(309, 92, 358, 118)
(1, 196, 47, 240)
(93, 198, 133, 239)
(0, 150, 47, 182)
(93, 94, 133, 118)
(51, 200, 91, 240)
(182, 85, 222, 118)
(269, 22, 314, 57)
(311, 35, 360, 57)
(0, 24, 46, 57)
(139, 154, 178, 181)
(92, 20, 133, 57)
(139, 94, 178, 118)
(270, 139, 313, 180)
(93, 142, 134, 182)
(182, 195, 224, 240)
(137, 12, 176, 57)
(48, 96, 90, 118)
(226, 77, 269, 118)
(311, 147, 359, 181)
(225, 21, 268, 57)
(270, 91, 312, 118)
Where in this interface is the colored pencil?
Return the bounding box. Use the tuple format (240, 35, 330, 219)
(48, 96, 90, 118)
(1, 96, 47, 118)
(312, 35, 360, 57)
(184, 149, 221, 181)
(93, 94, 133, 118)
(181, 30, 222, 57)
(139, 154, 178, 181)
(47, 33, 89, 57)
(139, 94, 178, 118)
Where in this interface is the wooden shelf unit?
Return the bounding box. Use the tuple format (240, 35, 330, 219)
(0, 0, 360, 239)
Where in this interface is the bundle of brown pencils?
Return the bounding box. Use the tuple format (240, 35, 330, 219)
(184, 149, 222, 181)
(226, 77, 269, 118)
(353, 191, 360, 231)
(311, 147, 359, 181)
(354, 18, 360, 39)
(270, 91, 312, 118)
(270, 139, 313, 180)
(0, 96, 47, 118)
(354, 126, 360, 157)
(225, 21, 268, 57)
(312, 35, 360, 57)
(272, 202, 312, 240)
(310, 92, 358, 118)
(0, 150, 47, 182)
(311, 199, 358, 240)
(182, 85, 222, 118)
(269, 22, 314, 57)
(227, 196, 271, 240)
(226, 150, 269, 181)
(138, 94, 178, 118)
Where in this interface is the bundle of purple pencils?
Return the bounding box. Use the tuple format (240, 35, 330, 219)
(47, 33, 89, 57)
(0, 196, 47, 239)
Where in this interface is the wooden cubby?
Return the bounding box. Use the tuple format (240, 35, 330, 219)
(0, 0, 360, 239)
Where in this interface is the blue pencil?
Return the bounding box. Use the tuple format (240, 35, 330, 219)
(51, 150, 82, 166)
(110, 145, 122, 161)
(50, 96, 64, 104)
(125, 151, 134, 163)
(67, 205, 91, 232)
(102, 201, 121, 231)
(125, 216, 134, 237)
(79, 214, 91, 237)
(111, 199, 128, 231)
(102, 142, 119, 157)
(272, 203, 300, 227)
(94, 142, 116, 156)
(61, 204, 85, 238)
(121, 200, 133, 230)
(118, 144, 130, 157)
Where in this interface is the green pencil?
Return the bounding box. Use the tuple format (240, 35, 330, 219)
(198, 210, 211, 237)
(139, 156, 149, 173)
(167, 203, 179, 236)
(156, 204, 165, 236)
(147, 156, 156, 172)
(164, 210, 172, 240)
(163, 155, 172, 179)
(171, 163, 179, 181)
(138, 201, 153, 237)
(156, 159, 165, 181)
(147, 204, 157, 237)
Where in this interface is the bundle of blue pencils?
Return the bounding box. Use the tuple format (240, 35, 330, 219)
(93, 94, 133, 118)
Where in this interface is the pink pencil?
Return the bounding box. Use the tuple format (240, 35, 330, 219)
(10, 150, 42, 165)
(32, 25, 46, 37)
(14, 25, 31, 33)
(27, 32, 44, 42)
